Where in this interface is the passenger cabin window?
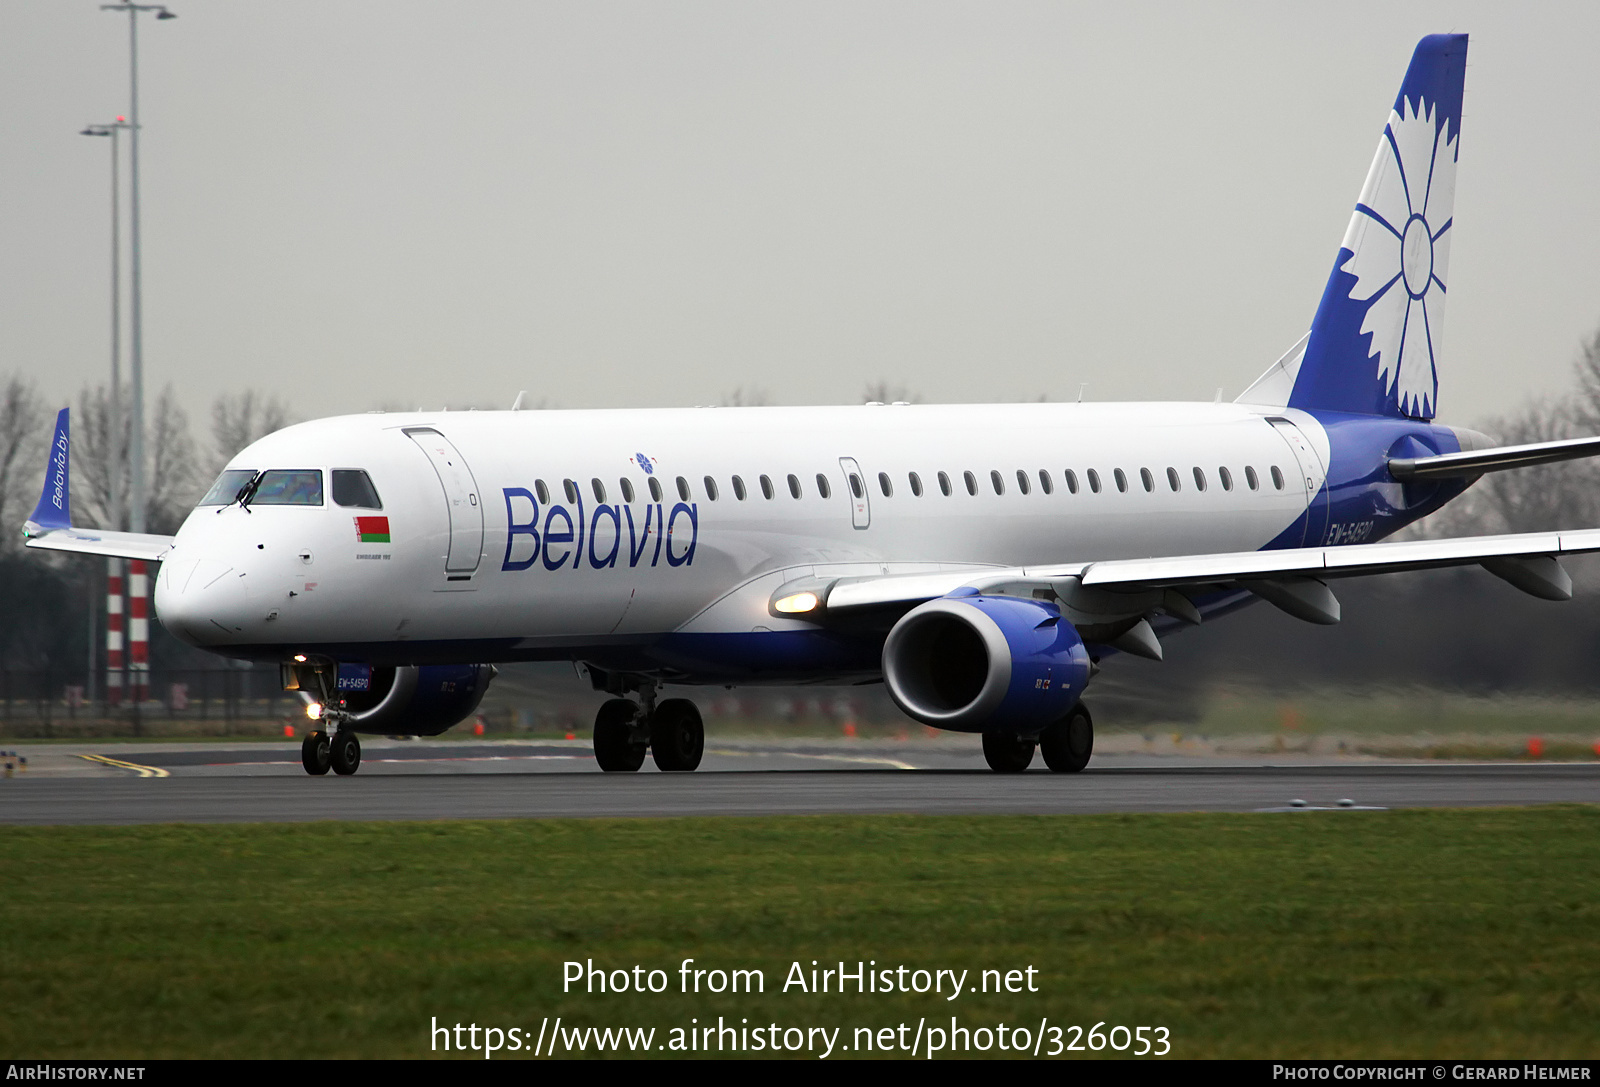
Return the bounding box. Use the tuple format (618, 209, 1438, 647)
(676, 476, 691, 501)
(879, 472, 893, 497)
(1064, 469, 1079, 495)
(1139, 468, 1154, 493)
(937, 471, 952, 496)
(1192, 467, 1208, 492)
(732, 476, 747, 501)
(1114, 468, 1128, 493)
(1087, 469, 1101, 494)
(760, 474, 775, 499)
(1016, 470, 1030, 495)
(332, 469, 382, 509)
(964, 471, 978, 496)
(252, 470, 323, 506)
(648, 477, 664, 503)
(703, 476, 719, 501)
(816, 474, 832, 499)
(536, 480, 551, 504)
(1271, 466, 1285, 490)
(199, 468, 256, 506)
(1038, 470, 1053, 495)
(1245, 466, 1260, 491)
(1218, 467, 1234, 492)
(620, 478, 635, 503)
(989, 470, 1004, 496)
(592, 478, 606, 502)
(909, 472, 924, 497)
(787, 474, 802, 498)
(563, 479, 579, 503)
(1166, 467, 1180, 492)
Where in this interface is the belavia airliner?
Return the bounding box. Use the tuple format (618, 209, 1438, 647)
(24, 34, 1600, 776)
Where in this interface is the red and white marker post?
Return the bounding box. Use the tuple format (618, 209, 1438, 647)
(106, 559, 124, 708)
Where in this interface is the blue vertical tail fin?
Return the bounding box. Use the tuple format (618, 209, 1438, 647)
(1285, 34, 1468, 421)
(26, 408, 72, 532)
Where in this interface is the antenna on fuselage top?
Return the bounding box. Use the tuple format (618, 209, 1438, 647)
(511, 390, 527, 411)
(1076, 383, 1087, 403)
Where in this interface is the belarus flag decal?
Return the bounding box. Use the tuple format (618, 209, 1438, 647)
(354, 516, 390, 544)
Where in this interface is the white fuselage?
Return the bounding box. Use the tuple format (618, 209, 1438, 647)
(154, 401, 1330, 671)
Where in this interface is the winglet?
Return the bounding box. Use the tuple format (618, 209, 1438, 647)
(24, 408, 72, 535)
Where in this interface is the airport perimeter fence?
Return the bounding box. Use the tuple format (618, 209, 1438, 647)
(0, 668, 302, 738)
(1, 666, 951, 740)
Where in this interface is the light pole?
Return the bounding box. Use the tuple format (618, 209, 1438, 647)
(100, 3, 174, 725)
(79, 119, 130, 531)
(98, 2, 176, 537)
(81, 118, 131, 713)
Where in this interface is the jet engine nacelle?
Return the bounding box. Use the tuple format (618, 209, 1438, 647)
(335, 663, 496, 736)
(882, 592, 1092, 734)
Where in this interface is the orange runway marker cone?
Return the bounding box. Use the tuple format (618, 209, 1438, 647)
(1527, 736, 1544, 759)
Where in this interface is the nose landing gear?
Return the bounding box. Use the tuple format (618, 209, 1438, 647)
(300, 722, 360, 775)
(286, 660, 364, 777)
(301, 730, 331, 775)
(329, 729, 362, 775)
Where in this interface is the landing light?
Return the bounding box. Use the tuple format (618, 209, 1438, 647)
(773, 591, 820, 614)
(293, 654, 308, 663)
(306, 702, 324, 720)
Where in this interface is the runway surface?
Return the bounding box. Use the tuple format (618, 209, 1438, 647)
(1, 737, 1596, 824)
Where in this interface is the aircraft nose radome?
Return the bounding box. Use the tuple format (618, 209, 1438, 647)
(154, 557, 248, 648)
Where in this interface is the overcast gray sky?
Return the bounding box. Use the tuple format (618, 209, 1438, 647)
(4, 2, 1600, 429)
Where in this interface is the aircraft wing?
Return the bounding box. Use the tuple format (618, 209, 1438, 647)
(24, 526, 175, 562)
(777, 528, 1600, 624)
(19, 407, 176, 562)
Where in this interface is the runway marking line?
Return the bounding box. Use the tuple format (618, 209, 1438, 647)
(192, 755, 589, 767)
(79, 754, 170, 779)
(706, 748, 918, 771)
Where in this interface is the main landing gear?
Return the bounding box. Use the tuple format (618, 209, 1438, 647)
(301, 728, 362, 775)
(592, 686, 704, 773)
(980, 701, 1094, 773)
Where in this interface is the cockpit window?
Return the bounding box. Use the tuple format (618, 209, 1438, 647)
(251, 470, 324, 506)
(332, 469, 383, 509)
(198, 469, 256, 506)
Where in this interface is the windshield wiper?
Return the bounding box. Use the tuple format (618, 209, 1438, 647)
(233, 471, 265, 513)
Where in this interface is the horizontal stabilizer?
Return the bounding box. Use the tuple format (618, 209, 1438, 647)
(1389, 435, 1600, 480)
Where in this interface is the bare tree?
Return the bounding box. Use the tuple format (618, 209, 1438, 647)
(71, 383, 203, 534)
(72, 383, 126, 531)
(0, 375, 47, 552)
(862, 380, 922, 404)
(720, 386, 771, 407)
(211, 390, 293, 470)
(1414, 320, 1600, 538)
(146, 388, 203, 535)
(1569, 324, 1600, 434)
(1474, 397, 1598, 533)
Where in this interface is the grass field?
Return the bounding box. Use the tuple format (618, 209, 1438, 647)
(2, 808, 1598, 1059)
